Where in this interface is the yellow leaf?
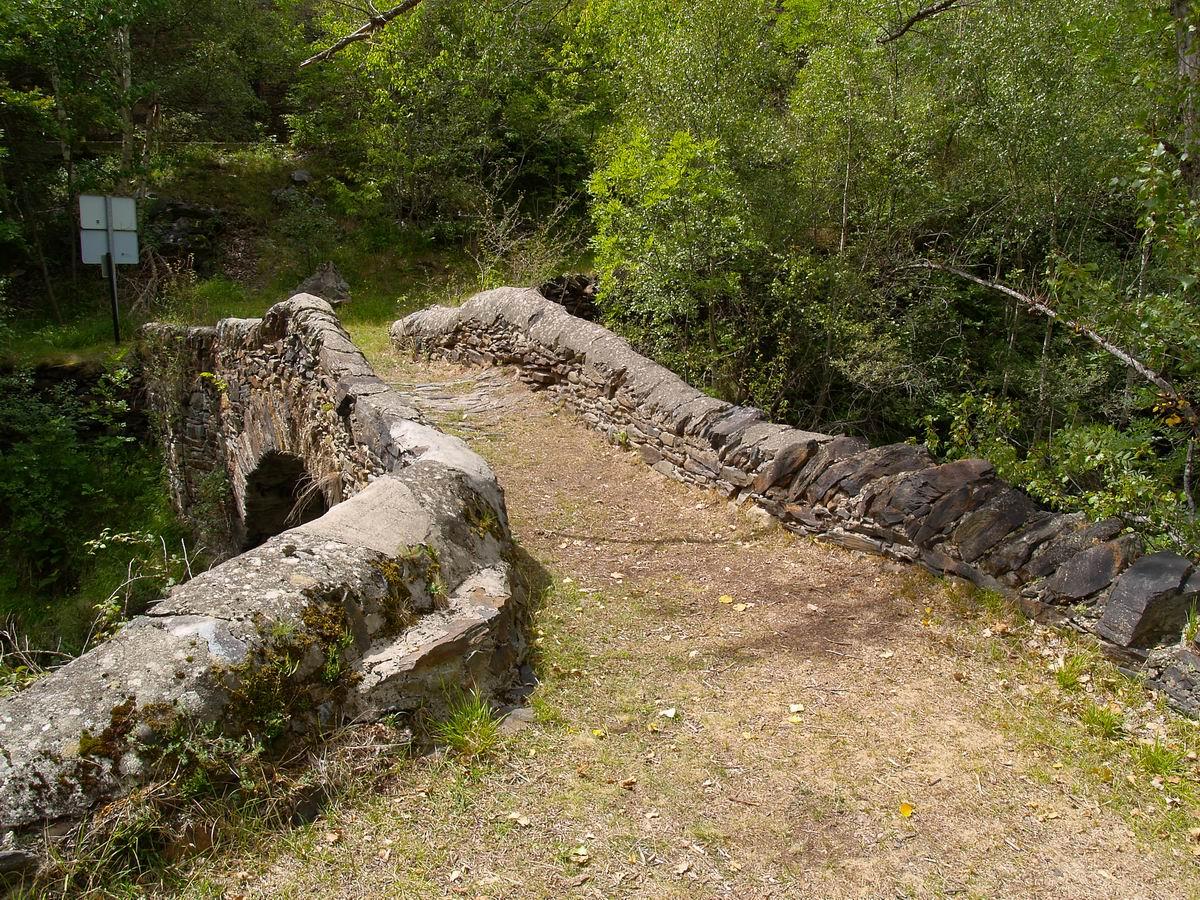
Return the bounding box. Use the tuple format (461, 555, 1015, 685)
(787, 714, 804, 725)
(719, 595, 734, 604)
(899, 802, 914, 818)
(592, 728, 606, 739)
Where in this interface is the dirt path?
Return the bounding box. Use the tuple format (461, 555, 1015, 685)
(187, 354, 1200, 900)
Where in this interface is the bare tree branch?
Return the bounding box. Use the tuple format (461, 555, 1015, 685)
(1186, 434, 1197, 520)
(300, 0, 426, 68)
(919, 260, 1199, 429)
(878, 0, 965, 45)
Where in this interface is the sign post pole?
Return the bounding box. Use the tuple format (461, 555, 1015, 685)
(79, 194, 138, 345)
(103, 196, 120, 345)
(105, 252, 121, 345)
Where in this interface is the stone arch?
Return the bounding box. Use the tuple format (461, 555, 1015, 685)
(241, 451, 330, 549)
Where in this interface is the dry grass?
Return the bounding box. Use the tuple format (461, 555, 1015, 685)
(150, 353, 1200, 899)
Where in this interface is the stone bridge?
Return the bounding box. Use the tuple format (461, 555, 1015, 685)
(5, 286, 1200, 872)
(0, 296, 525, 866)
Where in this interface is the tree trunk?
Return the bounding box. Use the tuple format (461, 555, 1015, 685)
(1174, 0, 1199, 191)
(48, 64, 79, 285)
(16, 194, 63, 325)
(116, 24, 134, 175)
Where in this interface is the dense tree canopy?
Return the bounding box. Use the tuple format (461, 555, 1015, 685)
(2, 0, 1198, 558)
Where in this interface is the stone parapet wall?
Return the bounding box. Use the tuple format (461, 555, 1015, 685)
(1, 296, 522, 868)
(394, 287, 1200, 714)
(141, 296, 416, 554)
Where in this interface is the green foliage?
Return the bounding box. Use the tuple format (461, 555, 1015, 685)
(0, 368, 191, 651)
(591, 130, 768, 397)
(291, 0, 603, 231)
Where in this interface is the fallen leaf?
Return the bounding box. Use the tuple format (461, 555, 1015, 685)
(789, 703, 805, 714)
(570, 846, 591, 866)
(719, 595, 734, 604)
(732, 603, 749, 612)
(323, 831, 341, 845)
(621, 777, 637, 790)
(675, 860, 692, 875)
(899, 802, 914, 818)
(880, 650, 895, 660)
(448, 870, 463, 883)
(591, 728, 606, 739)
(787, 714, 804, 725)
(377, 848, 392, 862)
(658, 707, 677, 719)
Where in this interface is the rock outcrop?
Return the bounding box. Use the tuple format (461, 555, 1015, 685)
(0, 295, 523, 867)
(393, 286, 1200, 713)
(294, 261, 351, 306)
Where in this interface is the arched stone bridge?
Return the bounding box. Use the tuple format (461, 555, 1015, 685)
(0, 296, 524, 863)
(4, 287, 1199, 872)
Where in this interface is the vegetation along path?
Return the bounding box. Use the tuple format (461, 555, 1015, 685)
(187, 349, 1200, 900)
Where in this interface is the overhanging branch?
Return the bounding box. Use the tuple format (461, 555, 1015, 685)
(300, 0, 426, 68)
(919, 260, 1198, 428)
(878, 0, 966, 44)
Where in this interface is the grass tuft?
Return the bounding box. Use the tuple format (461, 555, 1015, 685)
(1054, 651, 1094, 693)
(1183, 601, 1199, 645)
(1132, 740, 1185, 778)
(432, 688, 502, 759)
(1080, 702, 1124, 740)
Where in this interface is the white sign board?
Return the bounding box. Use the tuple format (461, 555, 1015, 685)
(80, 229, 139, 265)
(79, 194, 137, 231)
(79, 194, 139, 265)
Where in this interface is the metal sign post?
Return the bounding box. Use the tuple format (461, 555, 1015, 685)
(79, 194, 139, 345)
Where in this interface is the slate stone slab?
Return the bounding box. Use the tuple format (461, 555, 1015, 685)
(751, 438, 819, 495)
(1094, 551, 1194, 648)
(982, 511, 1062, 579)
(952, 489, 1037, 563)
(1018, 516, 1121, 582)
(1042, 537, 1139, 603)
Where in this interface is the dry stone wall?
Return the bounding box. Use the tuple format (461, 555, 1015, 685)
(0, 295, 523, 870)
(394, 287, 1200, 715)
